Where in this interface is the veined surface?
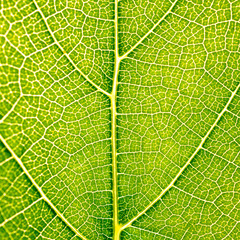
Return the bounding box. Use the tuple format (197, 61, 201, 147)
(0, 0, 240, 239)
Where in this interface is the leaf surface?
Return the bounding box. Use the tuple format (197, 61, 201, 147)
(0, 0, 239, 239)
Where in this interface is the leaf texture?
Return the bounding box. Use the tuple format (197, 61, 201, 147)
(0, 0, 240, 239)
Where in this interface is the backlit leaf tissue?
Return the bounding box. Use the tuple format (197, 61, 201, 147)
(0, 0, 239, 239)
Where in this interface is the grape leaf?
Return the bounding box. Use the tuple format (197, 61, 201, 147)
(0, 0, 240, 239)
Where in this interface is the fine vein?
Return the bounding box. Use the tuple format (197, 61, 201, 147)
(0, 198, 43, 227)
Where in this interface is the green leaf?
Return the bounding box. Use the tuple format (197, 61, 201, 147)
(0, 0, 239, 239)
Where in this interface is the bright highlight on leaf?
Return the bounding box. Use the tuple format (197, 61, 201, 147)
(0, 0, 239, 239)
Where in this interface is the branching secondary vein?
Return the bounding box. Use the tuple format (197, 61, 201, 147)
(112, 0, 180, 238)
(120, 83, 240, 231)
(32, 0, 111, 98)
(119, 0, 179, 60)
(0, 135, 89, 240)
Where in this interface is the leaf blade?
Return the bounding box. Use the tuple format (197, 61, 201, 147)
(0, 0, 239, 239)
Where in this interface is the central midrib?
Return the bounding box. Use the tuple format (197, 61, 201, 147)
(111, 0, 121, 239)
(111, 0, 180, 239)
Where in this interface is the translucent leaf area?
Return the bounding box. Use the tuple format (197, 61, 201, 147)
(0, 0, 239, 239)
